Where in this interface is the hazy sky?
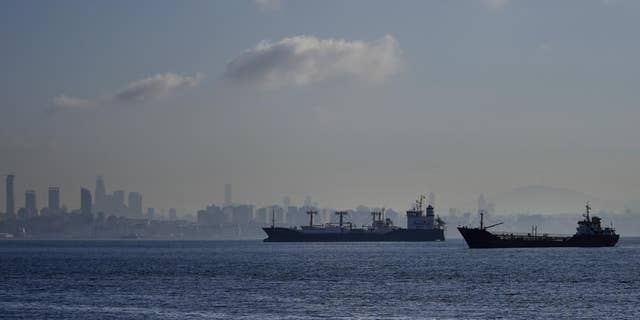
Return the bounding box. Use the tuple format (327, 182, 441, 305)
(1, 0, 639, 213)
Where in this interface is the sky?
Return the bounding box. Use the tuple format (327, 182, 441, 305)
(1, 0, 639, 214)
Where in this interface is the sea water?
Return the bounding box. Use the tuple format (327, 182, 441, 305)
(1, 239, 639, 319)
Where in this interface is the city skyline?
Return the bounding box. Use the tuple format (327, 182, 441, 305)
(0, 172, 632, 219)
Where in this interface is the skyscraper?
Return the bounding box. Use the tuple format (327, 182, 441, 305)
(81, 188, 92, 215)
(127, 192, 142, 216)
(146, 207, 155, 219)
(48, 187, 60, 210)
(95, 176, 106, 209)
(225, 183, 232, 205)
(25, 190, 37, 217)
(113, 190, 125, 207)
(5, 174, 14, 217)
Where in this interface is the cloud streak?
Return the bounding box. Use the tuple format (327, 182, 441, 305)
(224, 35, 401, 89)
(50, 72, 203, 112)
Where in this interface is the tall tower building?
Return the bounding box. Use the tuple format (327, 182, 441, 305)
(225, 183, 232, 205)
(25, 190, 37, 217)
(48, 187, 60, 210)
(81, 188, 92, 215)
(5, 174, 14, 216)
(127, 192, 142, 216)
(95, 176, 106, 208)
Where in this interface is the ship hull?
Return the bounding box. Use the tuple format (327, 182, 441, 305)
(458, 227, 619, 248)
(263, 227, 445, 242)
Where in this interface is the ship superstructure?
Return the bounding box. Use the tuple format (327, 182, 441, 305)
(458, 203, 619, 248)
(263, 196, 445, 242)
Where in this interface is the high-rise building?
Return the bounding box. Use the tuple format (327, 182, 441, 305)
(225, 183, 232, 205)
(5, 174, 14, 217)
(95, 176, 106, 208)
(48, 187, 60, 210)
(169, 208, 177, 220)
(25, 190, 37, 217)
(197, 204, 222, 226)
(127, 192, 142, 216)
(146, 207, 155, 219)
(233, 205, 254, 224)
(113, 190, 125, 207)
(81, 188, 92, 215)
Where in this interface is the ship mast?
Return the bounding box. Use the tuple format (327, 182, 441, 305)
(480, 210, 484, 230)
(271, 207, 276, 228)
(335, 211, 348, 229)
(585, 202, 591, 221)
(307, 210, 317, 228)
(415, 195, 426, 211)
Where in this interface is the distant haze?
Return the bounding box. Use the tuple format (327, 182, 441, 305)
(1, 1, 639, 214)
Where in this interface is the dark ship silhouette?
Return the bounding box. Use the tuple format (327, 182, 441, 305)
(263, 196, 445, 242)
(458, 203, 619, 248)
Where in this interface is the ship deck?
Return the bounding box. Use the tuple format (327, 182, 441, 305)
(492, 231, 571, 242)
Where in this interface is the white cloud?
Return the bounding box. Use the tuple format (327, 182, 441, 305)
(482, 0, 509, 10)
(50, 95, 94, 111)
(255, 0, 282, 11)
(49, 72, 203, 112)
(224, 35, 402, 89)
(113, 72, 203, 103)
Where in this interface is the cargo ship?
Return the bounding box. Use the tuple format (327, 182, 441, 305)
(458, 203, 619, 248)
(263, 196, 445, 242)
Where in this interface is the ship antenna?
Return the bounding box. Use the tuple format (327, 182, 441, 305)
(415, 195, 425, 211)
(585, 202, 591, 221)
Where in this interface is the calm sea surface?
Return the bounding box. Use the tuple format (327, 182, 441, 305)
(1, 238, 639, 319)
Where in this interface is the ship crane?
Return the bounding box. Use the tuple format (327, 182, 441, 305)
(371, 211, 378, 225)
(371, 208, 384, 224)
(479, 210, 503, 230)
(335, 211, 348, 229)
(306, 210, 318, 228)
(484, 222, 504, 230)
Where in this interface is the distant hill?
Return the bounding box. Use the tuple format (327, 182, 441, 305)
(491, 185, 607, 214)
